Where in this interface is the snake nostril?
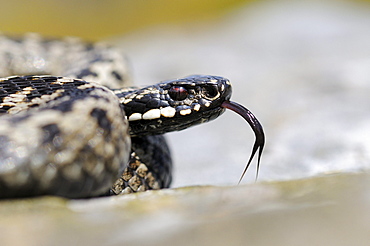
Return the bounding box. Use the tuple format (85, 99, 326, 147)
(168, 86, 188, 101)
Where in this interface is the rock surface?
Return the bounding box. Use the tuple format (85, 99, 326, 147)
(0, 173, 369, 246)
(1, 0, 370, 245)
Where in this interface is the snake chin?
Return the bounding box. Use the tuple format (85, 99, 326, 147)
(128, 106, 226, 136)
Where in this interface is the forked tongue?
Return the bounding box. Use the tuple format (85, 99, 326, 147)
(221, 101, 265, 183)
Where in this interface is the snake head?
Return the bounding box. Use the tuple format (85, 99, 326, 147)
(121, 75, 265, 182)
(122, 75, 232, 135)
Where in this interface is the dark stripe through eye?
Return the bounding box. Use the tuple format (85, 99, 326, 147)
(168, 86, 188, 101)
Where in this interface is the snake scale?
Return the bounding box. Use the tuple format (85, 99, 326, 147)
(0, 33, 265, 199)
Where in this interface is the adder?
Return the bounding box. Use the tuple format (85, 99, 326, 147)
(0, 33, 265, 198)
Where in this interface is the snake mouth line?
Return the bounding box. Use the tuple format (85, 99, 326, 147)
(221, 101, 265, 183)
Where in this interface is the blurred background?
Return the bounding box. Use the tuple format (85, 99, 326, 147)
(1, 1, 370, 246)
(0, 0, 255, 39)
(1, 0, 370, 187)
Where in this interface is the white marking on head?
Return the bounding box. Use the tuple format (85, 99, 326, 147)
(180, 109, 192, 115)
(128, 113, 142, 121)
(143, 109, 161, 120)
(122, 98, 132, 104)
(160, 107, 176, 118)
(205, 102, 210, 107)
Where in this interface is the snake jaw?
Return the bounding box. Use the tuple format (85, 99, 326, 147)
(123, 75, 233, 136)
(221, 101, 265, 183)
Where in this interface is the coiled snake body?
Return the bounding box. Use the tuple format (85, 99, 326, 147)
(0, 33, 265, 199)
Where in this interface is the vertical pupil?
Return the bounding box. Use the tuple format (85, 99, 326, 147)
(169, 86, 188, 100)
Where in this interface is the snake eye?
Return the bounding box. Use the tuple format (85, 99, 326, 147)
(202, 85, 219, 99)
(168, 86, 188, 101)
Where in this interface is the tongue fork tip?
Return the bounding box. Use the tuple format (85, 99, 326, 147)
(221, 101, 265, 183)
